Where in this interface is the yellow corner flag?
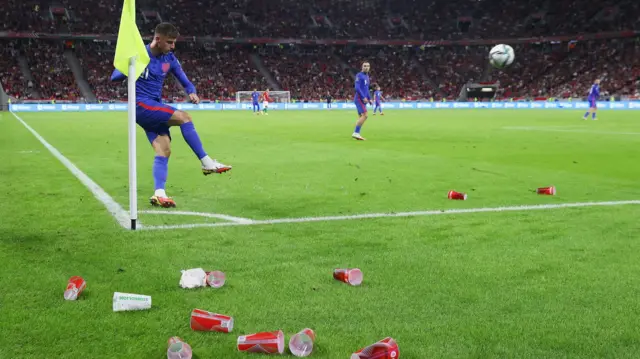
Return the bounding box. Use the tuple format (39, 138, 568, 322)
(113, 0, 150, 80)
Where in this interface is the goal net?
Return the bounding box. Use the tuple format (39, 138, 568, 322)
(236, 91, 291, 103)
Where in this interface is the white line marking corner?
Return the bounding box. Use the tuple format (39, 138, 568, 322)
(139, 200, 640, 231)
(140, 210, 254, 224)
(10, 112, 131, 228)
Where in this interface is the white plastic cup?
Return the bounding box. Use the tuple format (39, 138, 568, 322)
(167, 337, 192, 359)
(289, 328, 315, 357)
(206, 271, 226, 288)
(112, 292, 152, 312)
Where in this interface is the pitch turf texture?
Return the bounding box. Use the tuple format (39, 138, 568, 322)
(2, 109, 640, 358)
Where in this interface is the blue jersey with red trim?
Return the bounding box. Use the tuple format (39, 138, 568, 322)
(354, 72, 370, 101)
(110, 45, 196, 102)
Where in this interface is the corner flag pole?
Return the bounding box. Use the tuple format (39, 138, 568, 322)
(114, 0, 149, 230)
(128, 56, 137, 230)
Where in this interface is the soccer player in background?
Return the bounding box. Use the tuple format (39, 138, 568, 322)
(251, 89, 261, 115)
(583, 79, 600, 120)
(110, 23, 231, 208)
(326, 91, 332, 109)
(262, 89, 271, 115)
(372, 84, 385, 116)
(352, 61, 371, 141)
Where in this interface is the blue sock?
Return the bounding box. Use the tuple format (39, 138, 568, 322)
(592, 112, 596, 119)
(153, 156, 169, 190)
(355, 125, 362, 133)
(584, 111, 589, 118)
(180, 122, 207, 159)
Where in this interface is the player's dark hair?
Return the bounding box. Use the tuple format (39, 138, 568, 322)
(155, 23, 179, 38)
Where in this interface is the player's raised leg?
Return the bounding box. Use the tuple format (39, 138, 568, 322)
(168, 110, 232, 175)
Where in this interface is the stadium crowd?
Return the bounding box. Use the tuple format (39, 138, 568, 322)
(76, 41, 126, 102)
(0, 42, 31, 99)
(259, 46, 353, 102)
(2, 38, 639, 102)
(2, 0, 638, 39)
(1, 0, 639, 102)
(20, 41, 81, 101)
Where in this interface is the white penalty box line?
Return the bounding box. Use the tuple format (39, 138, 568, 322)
(139, 200, 640, 231)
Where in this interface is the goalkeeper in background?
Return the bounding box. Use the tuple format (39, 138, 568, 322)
(110, 23, 232, 208)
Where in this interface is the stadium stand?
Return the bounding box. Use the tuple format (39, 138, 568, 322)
(1, 0, 639, 102)
(0, 41, 31, 99)
(2, 0, 638, 38)
(21, 40, 82, 101)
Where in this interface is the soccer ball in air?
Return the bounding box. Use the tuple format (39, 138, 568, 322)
(489, 44, 515, 69)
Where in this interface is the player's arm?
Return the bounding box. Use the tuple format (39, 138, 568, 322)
(170, 58, 198, 102)
(110, 69, 126, 82)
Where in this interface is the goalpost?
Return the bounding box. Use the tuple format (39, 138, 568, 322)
(236, 91, 291, 104)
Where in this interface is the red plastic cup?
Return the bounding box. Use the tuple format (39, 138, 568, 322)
(333, 268, 363, 286)
(206, 270, 226, 288)
(536, 186, 556, 195)
(237, 330, 285, 354)
(351, 337, 400, 359)
(447, 190, 467, 200)
(190, 309, 234, 333)
(63, 276, 86, 300)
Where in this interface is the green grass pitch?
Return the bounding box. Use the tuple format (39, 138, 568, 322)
(1, 109, 640, 358)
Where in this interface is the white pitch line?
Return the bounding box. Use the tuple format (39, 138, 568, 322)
(10, 112, 131, 229)
(139, 200, 640, 231)
(503, 126, 640, 136)
(140, 210, 254, 224)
